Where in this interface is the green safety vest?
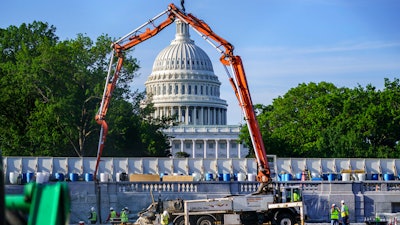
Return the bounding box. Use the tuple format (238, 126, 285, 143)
(293, 192, 300, 202)
(331, 208, 339, 220)
(90, 212, 97, 222)
(121, 211, 128, 222)
(110, 210, 117, 220)
(161, 214, 169, 225)
(341, 205, 349, 217)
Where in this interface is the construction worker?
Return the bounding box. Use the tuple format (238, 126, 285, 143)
(341, 200, 350, 225)
(161, 210, 169, 225)
(120, 207, 129, 224)
(88, 207, 97, 224)
(330, 203, 340, 225)
(293, 189, 300, 202)
(105, 207, 119, 223)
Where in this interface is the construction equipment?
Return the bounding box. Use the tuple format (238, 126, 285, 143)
(94, 3, 304, 225)
(94, 2, 270, 187)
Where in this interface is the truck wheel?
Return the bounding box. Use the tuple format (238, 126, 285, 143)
(277, 213, 295, 225)
(174, 216, 186, 225)
(196, 216, 215, 225)
(174, 216, 196, 225)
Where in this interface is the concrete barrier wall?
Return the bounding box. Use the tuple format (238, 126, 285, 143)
(3, 156, 400, 185)
(5, 181, 400, 224)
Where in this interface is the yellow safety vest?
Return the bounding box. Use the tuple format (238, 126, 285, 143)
(120, 211, 128, 222)
(90, 212, 97, 222)
(293, 192, 300, 202)
(110, 210, 117, 221)
(341, 205, 349, 217)
(161, 214, 169, 225)
(331, 208, 339, 220)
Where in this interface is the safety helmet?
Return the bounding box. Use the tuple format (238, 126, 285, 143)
(91, 207, 95, 211)
(124, 207, 129, 210)
(110, 207, 114, 211)
(332, 204, 335, 207)
(341, 200, 345, 204)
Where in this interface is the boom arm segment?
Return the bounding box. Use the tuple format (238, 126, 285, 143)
(94, 3, 271, 185)
(94, 9, 176, 180)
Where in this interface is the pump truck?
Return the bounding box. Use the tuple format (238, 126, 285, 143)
(94, 3, 305, 225)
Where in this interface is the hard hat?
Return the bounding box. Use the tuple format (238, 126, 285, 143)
(124, 207, 129, 210)
(332, 204, 336, 207)
(91, 207, 95, 211)
(163, 210, 168, 216)
(110, 207, 114, 211)
(341, 200, 345, 204)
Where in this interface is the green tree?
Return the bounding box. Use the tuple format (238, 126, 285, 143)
(0, 21, 171, 157)
(240, 80, 400, 158)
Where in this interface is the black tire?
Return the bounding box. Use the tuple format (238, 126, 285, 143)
(196, 215, 215, 225)
(276, 213, 295, 225)
(174, 216, 186, 225)
(174, 216, 196, 225)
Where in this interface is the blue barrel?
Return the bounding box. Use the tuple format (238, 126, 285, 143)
(327, 174, 336, 181)
(85, 173, 93, 182)
(69, 173, 79, 182)
(223, 173, 231, 182)
(55, 173, 65, 182)
(22, 173, 27, 184)
(233, 174, 238, 181)
(295, 173, 302, 180)
(384, 173, 394, 181)
(205, 173, 214, 181)
(218, 173, 223, 181)
(281, 174, 292, 181)
(26, 172, 34, 183)
(371, 174, 379, 180)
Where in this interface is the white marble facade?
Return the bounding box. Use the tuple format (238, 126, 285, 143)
(145, 20, 248, 158)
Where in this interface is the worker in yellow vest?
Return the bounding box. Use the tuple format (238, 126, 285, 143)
(161, 210, 170, 225)
(88, 207, 97, 224)
(341, 200, 350, 225)
(105, 207, 119, 223)
(293, 189, 301, 202)
(120, 207, 129, 224)
(330, 204, 340, 225)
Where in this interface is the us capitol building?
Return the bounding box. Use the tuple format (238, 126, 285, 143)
(144, 20, 249, 158)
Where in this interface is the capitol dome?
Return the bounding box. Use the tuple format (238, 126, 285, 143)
(145, 19, 227, 126)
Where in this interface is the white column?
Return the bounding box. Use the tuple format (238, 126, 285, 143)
(185, 106, 189, 125)
(193, 107, 197, 125)
(192, 140, 196, 158)
(227, 139, 230, 158)
(180, 139, 184, 153)
(238, 142, 242, 158)
(178, 106, 182, 123)
(203, 140, 207, 158)
(200, 107, 204, 125)
(217, 108, 221, 125)
(215, 139, 219, 159)
(207, 108, 211, 125)
(213, 108, 216, 125)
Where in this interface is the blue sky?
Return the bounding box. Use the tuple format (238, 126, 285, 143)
(1, 0, 400, 125)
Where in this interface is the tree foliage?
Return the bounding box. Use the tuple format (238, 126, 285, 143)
(0, 21, 171, 157)
(240, 80, 400, 158)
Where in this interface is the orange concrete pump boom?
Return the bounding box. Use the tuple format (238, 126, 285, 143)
(94, 3, 271, 186)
